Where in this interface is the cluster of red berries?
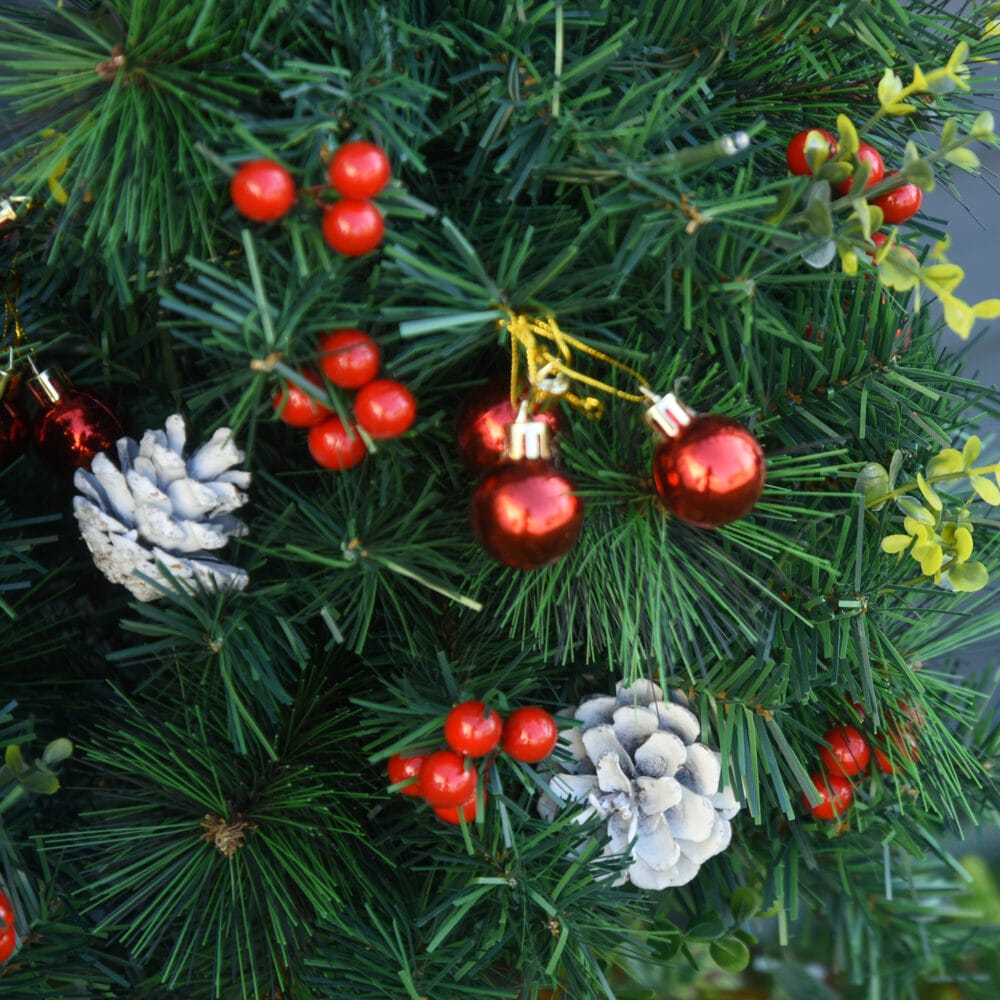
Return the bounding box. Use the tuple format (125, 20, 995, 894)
(229, 140, 391, 256)
(387, 701, 559, 826)
(272, 329, 416, 470)
(0, 888, 15, 964)
(786, 128, 923, 224)
(802, 701, 922, 821)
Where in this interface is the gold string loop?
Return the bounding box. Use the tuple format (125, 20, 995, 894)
(502, 311, 650, 419)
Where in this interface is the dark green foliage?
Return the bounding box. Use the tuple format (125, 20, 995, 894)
(0, 0, 999, 997)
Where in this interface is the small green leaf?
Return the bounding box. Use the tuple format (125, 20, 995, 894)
(971, 110, 995, 141)
(21, 771, 60, 795)
(879, 246, 921, 291)
(877, 67, 904, 108)
(940, 119, 958, 147)
(902, 158, 936, 191)
(730, 885, 763, 923)
(802, 186, 834, 238)
(917, 472, 942, 511)
(972, 298, 1000, 319)
(947, 561, 989, 592)
(942, 294, 976, 339)
(4, 745, 24, 775)
(971, 475, 1000, 505)
(857, 462, 890, 508)
(962, 437, 982, 467)
(710, 935, 751, 972)
(897, 496, 934, 523)
(687, 914, 726, 940)
(945, 146, 981, 172)
(903, 140, 922, 166)
(802, 239, 837, 268)
(42, 738, 73, 766)
(836, 114, 860, 154)
(888, 449, 903, 490)
(803, 129, 834, 173)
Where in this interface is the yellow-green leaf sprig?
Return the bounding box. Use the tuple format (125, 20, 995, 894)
(864, 437, 1000, 592)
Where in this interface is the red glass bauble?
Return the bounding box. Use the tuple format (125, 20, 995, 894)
(30, 372, 124, 471)
(652, 413, 765, 528)
(472, 459, 583, 569)
(455, 381, 562, 474)
(0, 394, 30, 468)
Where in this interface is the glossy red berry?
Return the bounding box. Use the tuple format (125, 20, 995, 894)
(0, 889, 14, 964)
(322, 199, 385, 256)
(417, 750, 478, 807)
(353, 379, 416, 439)
(230, 159, 297, 222)
(786, 129, 836, 176)
(272, 372, 332, 427)
(328, 141, 391, 199)
(434, 789, 486, 825)
(818, 724, 871, 777)
(444, 701, 503, 758)
(387, 752, 426, 797)
(871, 173, 923, 223)
(803, 771, 854, 820)
(307, 415, 367, 470)
(318, 329, 381, 389)
(834, 141, 884, 195)
(501, 707, 559, 763)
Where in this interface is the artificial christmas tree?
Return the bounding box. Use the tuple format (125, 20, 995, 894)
(1, 1, 1000, 997)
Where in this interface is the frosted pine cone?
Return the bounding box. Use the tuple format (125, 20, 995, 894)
(73, 414, 251, 602)
(539, 680, 740, 890)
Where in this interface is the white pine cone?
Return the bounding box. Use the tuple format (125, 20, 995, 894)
(539, 680, 741, 890)
(72, 414, 251, 602)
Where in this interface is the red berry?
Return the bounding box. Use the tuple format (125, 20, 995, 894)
(353, 379, 416, 439)
(802, 771, 854, 820)
(786, 128, 836, 176)
(501, 707, 558, 763)
(318, 329, 381, 389)
(818, 724, 871, 777)
(328, 141, 391, 199)
(307, 415, 367, 470)
(418, 750, 478, 807)
(873, 746, 895, 774)
(434, 789, 486, 825)
(444, 701, 503, 758)
(230, 159, 297, 222)
(387, 752, 426, 797)
(0, 889, 14, 964)
(871, 173, 923, 224)
(272, 372, 332, 427)
(322, 199, 385, 256)
(834, 141, 884, 195)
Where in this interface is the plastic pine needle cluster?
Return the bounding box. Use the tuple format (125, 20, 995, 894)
(0, 2, 999, 999)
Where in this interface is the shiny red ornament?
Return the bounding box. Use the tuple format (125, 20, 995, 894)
(353, 378, 416, 439)
(230, 159, 297, 222)
(328, 141, 391, 200)
(871, 172, 922, 224)
(0, 393, 30, 468)
(444, 701, 503, 758)
(318, 329, 381, 389)
(387, 752, 426, 797)
(417, 750, 477, 807)
(646, 393, 765, 529)
(272, 372, 332, 427)
(471, 417, 583, 569)
(434, 788, 485, 825)
(307, 415, 367, 471)
(802, 771, 854, 820)
(455, 379, 563, 474)
(834, 141, 885, 195)
(501, 706, 558, 763)
(0, 888, 15, 963)
(785, 128, 836, 176)
(818, 724, 871, 777)
(322, 199, 385, 256)
(29, 368, 123, 471)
